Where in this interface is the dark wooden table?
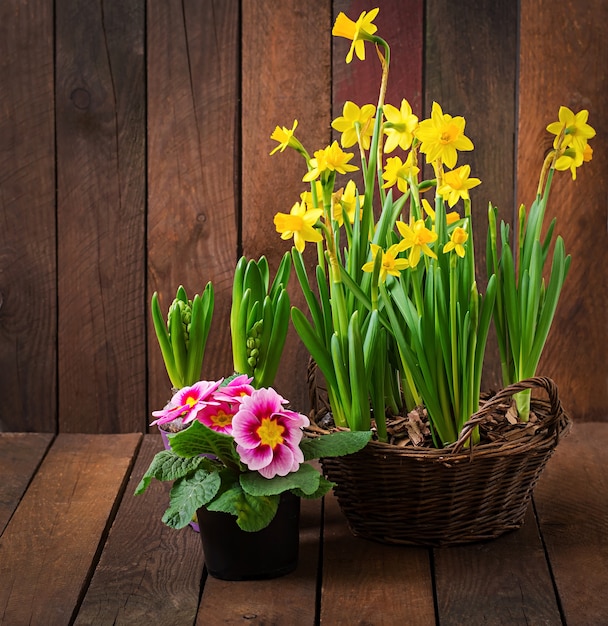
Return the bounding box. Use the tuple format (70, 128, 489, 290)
(1, 423, 606, 625)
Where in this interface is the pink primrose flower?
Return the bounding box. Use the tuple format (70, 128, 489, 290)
(150, 379, 223, 426)
(231, 387, 310, 479)
(196, 399, 238, 435)
(215, 375, 255, 404)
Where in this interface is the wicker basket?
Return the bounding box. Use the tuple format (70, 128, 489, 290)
(314, 376, 571, 547)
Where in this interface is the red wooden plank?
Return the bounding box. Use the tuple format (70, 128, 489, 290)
(147, 0, 238, 414)
(196, 497, 321, 625)
(75, 435, 204, 625)
(0, 433, 140, 625)
(0, 433, 54, 535)
(0, 0, 56, 431)
(320, 492, 436, 624)
(534, 423, 608, 625)
(518, 0, 608, 419)
(56, 0, 146, 432)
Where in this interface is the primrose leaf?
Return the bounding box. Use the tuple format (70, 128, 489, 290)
(168, 420, 239, 465)
(291, 473, 335, 499)
(162, 468, 221, 529)
(299, 430, 372, 461)
(240, 463, 321, 497)
(134, 450, 209, 495)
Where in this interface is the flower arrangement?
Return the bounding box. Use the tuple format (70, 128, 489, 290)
(271, 7, 594, 448)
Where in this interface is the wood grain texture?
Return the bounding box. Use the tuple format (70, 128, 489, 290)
(56, 0, 146, 432)
(434, 507, 562, 625)
(0, 433, 140, 625)
(320, 493, 436, 625)
(75, 435, 204, 625)
(196, 497, 321, 625)
(534, 423, 608, 626)
(147, 0, 239, 415)
(0, 0, 56, 432)
(241, 0, 332, 411)
(518, 0, 608, 420)
(425, 0, 518, 391)
(0, 433, 54, 534)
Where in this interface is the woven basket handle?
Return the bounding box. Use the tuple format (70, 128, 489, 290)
(452, 376, 565, 452)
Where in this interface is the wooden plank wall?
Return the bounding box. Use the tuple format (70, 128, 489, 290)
(0, 0, 606, 433)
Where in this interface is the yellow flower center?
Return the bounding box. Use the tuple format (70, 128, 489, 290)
(440, 124, 459, 144)
(185, 395, 197, 408)
(211, 410, 232, 428)
(257, 417, 285, 449)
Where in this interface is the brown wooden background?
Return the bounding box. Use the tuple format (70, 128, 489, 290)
(1, 0, 606, 434)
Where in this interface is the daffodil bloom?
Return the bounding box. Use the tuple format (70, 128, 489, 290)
(414, 102, 474, 169)
(303, 141, 358, 182)
(274, 202, 323, 253)
(332, 101, 376, 149)
(332, 8, 379, 63)
(443, 226, 469, 257)
(362, 243, 409, 282)
(383, 99, 419, 153)
(150, 380, 223, 426)
(547, 106, 596, 154)
(554, 143, 593, 180)
(232, 387, 309, 479)
(396, 219, 438, 267)
(332, 180, 362, 226)
(437, 164, 481, 207)
(382, 153, 420, 193)
(269, 120, 304, 155)
(422, 198, 460, 226)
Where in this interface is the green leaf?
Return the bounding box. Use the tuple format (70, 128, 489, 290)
(162, 468, 221, 529)
(299, 430, 371, 461)
(291, 473, 335, 499)
(168, 420, 240, 466)
(240, 463, 321, 497)
(134, 450, 209, 495)
(207, 484, 280, 532)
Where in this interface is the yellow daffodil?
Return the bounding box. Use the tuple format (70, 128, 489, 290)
(300, 181, 324, 210)
(421, 198, 460, 226)
(332, 8, 380, 63)
(362, 243, 409, 282)
(547, 106, 596, 154)
(383, 99, 419, 153)
(274, 202, 323, 253)
(396, 219, 438, 267)
(303, 141, 358, 182)
(332, 101, 376, 149)
(443, 227, 469, 257)
(437, 164, 481, 207)
(270, 120, 303, 155)
(414, 102, 474, 169)
(554, 143, 593, 180)
(382, 153, 420, 194)
(332, 180, 362, 226)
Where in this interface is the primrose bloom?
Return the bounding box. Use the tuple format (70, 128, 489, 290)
(332, 101, 376, 150)
(232, 387, 310, 479)
(414, 102, 473, 169)
(437, 165, 481, 207)
(443, 227, 469, 258)
(274, 201, 323, 253)
(362, 243, 409, 283)
(396, 219, 438, 267)
(332, 8, 379, 63)
(383, 99, 419, 153)
(150, 379, 223, 426)
(196, 400, 237, 435)
(303, 141, 359, 182)
(215, 374, 255, 404)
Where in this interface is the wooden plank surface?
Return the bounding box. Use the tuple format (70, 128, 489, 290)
(0, 433, 140, 626)
(534, 422, 608, 626)
(0, 433, 54, 535)
(55, 0, 146, 432)
(434, 507, 562, 625)
(517, 0, 608, 420)
(75, 435, 204, 625)
(196, 497, 321, 625)
(320, 493, 436, 625)
(146, 0, 238, 415)
(0, 0, 56, 432)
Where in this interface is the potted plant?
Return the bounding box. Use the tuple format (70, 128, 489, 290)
(269, 7, 593, 546)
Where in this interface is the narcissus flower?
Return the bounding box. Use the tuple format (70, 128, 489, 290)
(396, 219, 438, 267)
(332, 101, 376, 149)
(274, 201, 323, 253)
(383, 99, 419, 153)
(554, 143, 593, 180)
(415, 102, 474, 169)
(269, 120, 304, 155)
(421, 198, 460, 226)
(150, 380, 223, 426)
(332, 180, 362, 226)
(303, 141, 359, 182)
(332, 8, 379, 63)
(382, 153, 420, 193)
(443, 227, 469, 257)
(437, 164, 481, 207)
(232, 387, 309, 479)
(362, 243, 410, 282)
(547, 106, 596, 154)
